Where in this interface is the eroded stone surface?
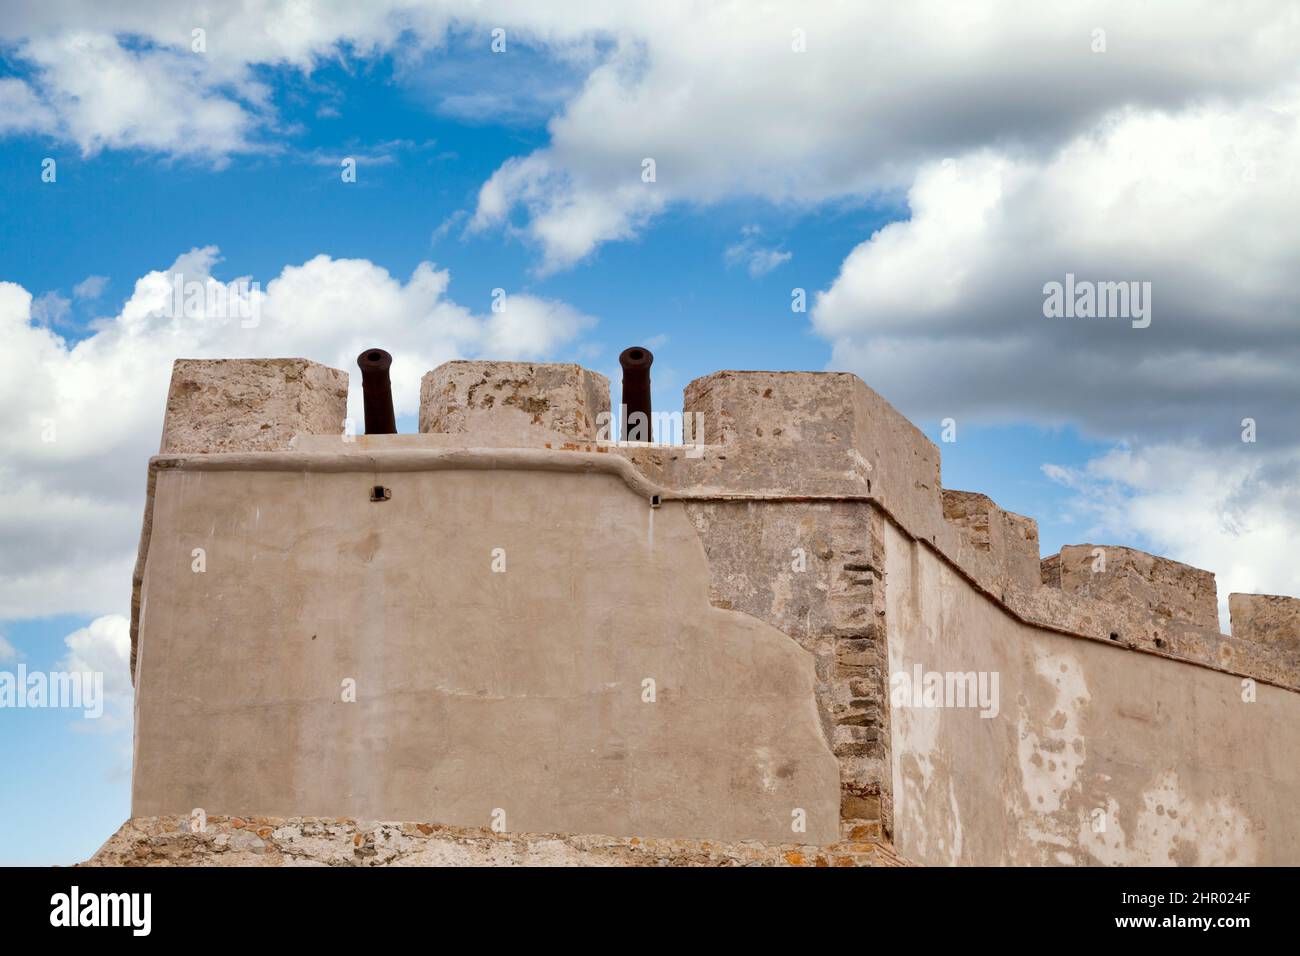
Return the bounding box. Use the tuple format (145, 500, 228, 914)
(1230, 593, 1300, 655)
(1048, 544, 1219, 631)
(942, 490, 1041, 597)
(420, 361, 609, 442)
(160, 358, 348, 454)
(84, 816, 910, 868)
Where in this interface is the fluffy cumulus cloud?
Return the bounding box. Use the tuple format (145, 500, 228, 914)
(9, 32, 262, 159)
(59, 614, 131, 699)
(52, 614, 134, 733)
(0, 1, 441, 158)
(466, 1, 1300, 269)
(8, 3, 1295, 247)
(0, 250, 594, 618)
(812, 100, 1300, 440)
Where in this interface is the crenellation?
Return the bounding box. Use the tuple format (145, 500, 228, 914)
(1230, 593, 1300, 655)
(942, 489, 1041, 597)
(1040, 552, 1061, 588)
(1052, 543, 1220, 632)
(419, 360, 610, 444)
(159, 358, 348, 454)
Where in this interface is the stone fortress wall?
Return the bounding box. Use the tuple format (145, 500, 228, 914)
(114, 356, 1300, 866)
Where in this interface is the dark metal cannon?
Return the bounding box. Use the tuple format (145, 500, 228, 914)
(619, 346, 654, 443)
(356, 348, 397, 435)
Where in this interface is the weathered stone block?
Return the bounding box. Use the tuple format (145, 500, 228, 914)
(1230, 593, 1300, 656)
(942, 489, 1041, 592)
(419, 361, 609, 442)
(841, 793, 881, 821)
(1040, 553, 1061, 588)
(159, 358, 348, 453)
(1050, 544, 1219, 631)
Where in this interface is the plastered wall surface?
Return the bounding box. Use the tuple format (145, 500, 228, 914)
(884, 519, 1300, 866)
(132, 464, 841, 844)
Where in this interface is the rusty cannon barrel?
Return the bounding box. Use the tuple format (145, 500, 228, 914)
(356, 347, 397, 435)
(619, 345, 654, 443)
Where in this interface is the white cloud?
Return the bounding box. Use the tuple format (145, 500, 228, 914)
(725, 227, 791, 278)
(4, 3, 1296, 260)
(0, 249, 595, 619)
(464, 2, 1300, 267)
(0, 76, 55, 134)
(72, 275, 109, 300)
(810, 93, 1300, 440)
(0, 633, 18, 661)
(58, 614, 131, 700)
(55, 614, 133, 733)
(30, 290, 70, 327)
(15, 32, 263, 160)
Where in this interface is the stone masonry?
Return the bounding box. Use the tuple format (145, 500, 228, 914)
(942, 489, 1041, 599)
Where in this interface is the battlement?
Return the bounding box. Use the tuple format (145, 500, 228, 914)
(127, 356, 1300, 866)
(419, 360, 610, 444)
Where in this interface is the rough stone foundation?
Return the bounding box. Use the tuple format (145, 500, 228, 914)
(85, 816, 910, 868)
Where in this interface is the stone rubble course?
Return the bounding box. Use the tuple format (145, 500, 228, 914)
(83, 816, 911, 868)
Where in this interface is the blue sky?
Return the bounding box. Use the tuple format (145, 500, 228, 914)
(2, 3, 1297, 865)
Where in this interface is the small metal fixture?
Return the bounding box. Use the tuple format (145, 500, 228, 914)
(370, 485, 391, 502)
